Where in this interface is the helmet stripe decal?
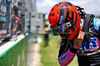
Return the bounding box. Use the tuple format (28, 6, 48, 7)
(65, 10, 69, 23)
(58, 6, 64, 25)
(66, 2, 73, 7)
(72, 11, 74, 22)
(75, 13, 78, 26)
(73, 13, 78, 32)
(59, 16, 64, 24)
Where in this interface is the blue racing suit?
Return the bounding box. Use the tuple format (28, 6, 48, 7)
(58, 18, 100, 66)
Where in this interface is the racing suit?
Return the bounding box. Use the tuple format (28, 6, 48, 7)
(58, 18, 100, 66)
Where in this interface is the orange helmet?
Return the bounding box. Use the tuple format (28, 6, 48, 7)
(48, 1, 81, 39)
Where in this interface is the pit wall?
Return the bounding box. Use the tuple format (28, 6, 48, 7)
(0, 36, 27, 66)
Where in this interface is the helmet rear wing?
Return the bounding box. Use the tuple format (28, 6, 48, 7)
(75, 6, 87, 19)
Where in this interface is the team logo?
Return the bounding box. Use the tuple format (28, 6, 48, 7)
(95, 19, 100, 28)
(93, 18, 100, 31)
(59, 54, 68, 62)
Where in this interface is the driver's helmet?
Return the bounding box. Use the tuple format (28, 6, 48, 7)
(48, 1, 81, 39)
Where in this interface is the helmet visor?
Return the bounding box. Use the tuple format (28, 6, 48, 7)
(51, 22, 72, 36)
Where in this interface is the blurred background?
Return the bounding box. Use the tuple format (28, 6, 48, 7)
(37, 0, 100, 19)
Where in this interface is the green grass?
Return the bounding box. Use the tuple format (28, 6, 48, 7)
(39, 35, 78, 66)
